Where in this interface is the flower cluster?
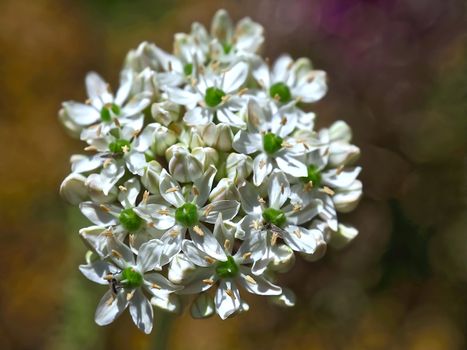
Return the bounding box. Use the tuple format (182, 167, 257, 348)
(60, 10, 362, 334)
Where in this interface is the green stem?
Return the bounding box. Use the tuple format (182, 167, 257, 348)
(150, 310, 173, 350)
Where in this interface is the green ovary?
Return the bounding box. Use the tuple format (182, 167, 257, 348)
(119, 208, 143, 232)
(263, 132, 283, 155)
(109, 139, 131, 154)
(302, 164, 322, 187)
(269, 82, 292, 103)
(262, 207, 287, 228)
(175, 203, 199, 227)
(215, 256, 239, 278)
(204, 87, 226, 107)
(121, 267, 143, 289)
(100, 103, 121, 122)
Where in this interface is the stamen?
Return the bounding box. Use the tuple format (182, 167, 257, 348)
(142, 190, 150, 204)
(320, 186, 335, 196)
(280, 183, 285, 194)
(106, 295, 114, 305)
(151, 283, 161, 290)
(242, 252, 252, 260)
(238, 87, 248, 96)
(203, 204, 213, 216)
(157, 209, 170, 216)
(294, 228, 302, 238)
(281, 117, 287, 125)
(271, 232, 279, 246)
(244, 275, 257, 284)
(202, 278, 214, 285)
(121, 145, 130, 154)
(113, 118, 121, 128)
(204, 256, 216, 264)
(126, 290, 135, 301)
(103, 158, 112, 168)
(103, 274, 114, 281)
(192, 186, 200, 196)
(118, 185, 127, 192)
(111, 249, 123, 259)
(257, 196, 266, 204)
(169, 228, 179, 237)
(225, 289, 236, 300)
(193, 225, 204, 236)
(84, 145, 98, 152)
(165, 186, 179, 193)
(99, 204, 110, 212)
(293, 203, 302, 213)
(336, 165, 344, 175)
(224, 239, 231, 251)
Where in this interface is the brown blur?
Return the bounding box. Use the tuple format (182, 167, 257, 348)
(0, 0, 466, 349)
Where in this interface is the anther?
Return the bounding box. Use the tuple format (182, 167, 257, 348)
(193, 225, 204, 236)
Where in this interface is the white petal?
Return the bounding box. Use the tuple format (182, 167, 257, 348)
(137, 239, 165, 272)
(159, 170, 185, 208)
(189, 224, 227, 262)
(238, 182, 262, 215)
(232, 131, 262, 154)
(95, 290, 128, 326)
(238, 270, 282, 296)
(275, 153, 307, 177)
(79, 202, 118, 226)
(333, 180, 363, 213)
(60, 173, 88, 205)
(272, 55, 293, 82)
(282, 225, 318, 254)
(253, 153, 272, 186)
(268, 170, 290, 209)
(184, 107, 211, 125)
(292, 70, 327, 103)
(79, 260, 116, 285)
(222, 61, 249, 93)
(79, 225, 109, 257)
(106, 235, 136, 268)
(216, 108, 246, 128)
(122, 93, 151, 117)
(200, 200, 240, 223)
(115, 70, 133, 106)
(166, 87, 199, 109)
(215, 280, 241, 320)
(70, 154, 103, 173)
(144, 272, 182, 294)
(181, 239, 214, 267)
(191, 293, 215, 319)
(129, 289, 153, 334)
(270, 288, 296, 307)
(177, 269, 217, 295)
(125, 152, 147, 176)
(63, 102, 100, 126)
(285, 198, 320, 225)
(118, 177, 141, 208)
(193, 165, 217, 207)
(322, 166, 362, 189)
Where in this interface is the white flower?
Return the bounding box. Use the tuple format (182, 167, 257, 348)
(238, 170, 323, 274)
(252, 54, 327, 104)
(167, 61, 249, 128)
(134, 167, 240, 266)
(79, 178, 158, 254)
(79, 235, 181, 334)
(175, 215, 282, 319)
(62, 70, 151, 141)
(233, 99, 307, 185)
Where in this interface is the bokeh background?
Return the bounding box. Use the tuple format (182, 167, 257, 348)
(1, 0, 466, 349)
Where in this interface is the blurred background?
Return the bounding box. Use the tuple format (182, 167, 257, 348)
(1, 0, 466, 349)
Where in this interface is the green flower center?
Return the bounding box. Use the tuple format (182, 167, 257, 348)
(222, 42, 233, 54)
(205, 87, 226, 107)
(302, 164, 322, 187)
(269, 82, 292, 103)
(175, 203, 199, 227)
(262, 207, 287, 228)
(121, 267, 143, 289)
(109, 139, 131, 154)
(215, 256, 238, 279)
(100, 103, 121, 123)
(119, 208, 143, 232)
(263, 132, 283, 155)
(183, 63, 193, 76)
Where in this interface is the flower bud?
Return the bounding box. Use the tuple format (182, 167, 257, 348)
(196, 122, 233, 151)
(151, 100, 181, 126)
(333, 179, 362, 213)
(58, 108, 82, 139)
(270, 288, 296, 308)
(328, 142, 361, 167)
(191, 293, 215, 319)
(85, 173, 118, 204)
(60, 173, 88, 205)
(192, 147, 219, 171)
(226, 153, 253, 183)
(132, 67, 159, 97)
(300, 225, 327, 262)
(270, 244, 295, 273)
(329, 120, 352, 143)
(168, 253, 196, 284)
(141, 160, 163, 194)
(168, 147, 204, 183)
(209, 178, 240, 202)
(329, 223, 359, 250)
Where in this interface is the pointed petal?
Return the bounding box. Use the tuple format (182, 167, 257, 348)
(215, 280, 241, 320)
(268, 170, 290, 209)
(129, 289, 153, 334)
(238, 270, 282, 296)
(95, 290, 128, 326)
